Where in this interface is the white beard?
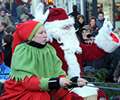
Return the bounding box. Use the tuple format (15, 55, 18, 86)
(46, 26, 82, 54)
(45, 25, 82, 77)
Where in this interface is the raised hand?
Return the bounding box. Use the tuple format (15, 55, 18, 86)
(34, 3, 49, 23)
(100, 18, 113, 35)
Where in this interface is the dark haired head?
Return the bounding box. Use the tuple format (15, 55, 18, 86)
(2, 34, 13, 46)
(5, 25, 16, 34)
(77, 14, 84, 21)
(89, 16, 96, 22)
(98, 12, 104, 16)
(73, 5, 77, 12)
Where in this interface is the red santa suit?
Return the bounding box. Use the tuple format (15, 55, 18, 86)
(35, 3, 120, 100)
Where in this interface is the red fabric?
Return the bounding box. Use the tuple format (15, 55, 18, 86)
(71, 92, 84, 100)
(47, 8, 68, 22)
(12, 20, 39, 55)
(48, 39, 106, 77)
(59, 75, 67, 78)
(15, 0, 24, 6)
(15, 0, 31, 6)
(115, 14, 119, 21)
(110, 32, 119, 43)
(0, 76, 49, 100)
(21, 76, 41, 91)
(0, 51, 4, 65)
(49, 89, 71, 100)
(27, 0, 31, 5)
(97, 89, 108, 100)
(0, 76, 71, 100)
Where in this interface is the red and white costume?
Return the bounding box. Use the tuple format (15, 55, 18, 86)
(35, 3, 120, 100)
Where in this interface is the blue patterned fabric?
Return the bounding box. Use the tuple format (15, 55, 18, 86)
(0, 62, 10, 80)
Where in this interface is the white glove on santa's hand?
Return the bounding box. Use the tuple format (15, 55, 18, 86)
(95, 19, 120, 53)
(101, 18, 119, 43)
(33, 3, 49, 23)
(101, 18, 113, 35)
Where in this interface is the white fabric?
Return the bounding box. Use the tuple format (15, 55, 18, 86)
(71, 84, 98, 97)
(45, 20, 82, 77)
(64, 51, 80, 77)
(95, 19, 120, 53)
(45, 18, 81, 55)
(102, 18, 113, 35)
(33, 3, 49, 23)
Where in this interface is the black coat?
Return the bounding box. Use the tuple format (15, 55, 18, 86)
(3, 45, 12, 67)
(83, 52, 119, 82)
(68, 11, 80, 23)
(0, 31, 5, 50)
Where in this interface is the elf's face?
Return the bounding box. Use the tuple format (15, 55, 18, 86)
(32, 26, 47, 45)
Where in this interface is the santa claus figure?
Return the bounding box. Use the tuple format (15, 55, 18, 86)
(35, 3, 120, 100)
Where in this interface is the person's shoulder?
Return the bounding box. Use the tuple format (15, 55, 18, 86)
(47, 44, 56, 52)
(68, 12, 72, 16)
(96, 18, 99, 21)
(4, 15, 9, 18)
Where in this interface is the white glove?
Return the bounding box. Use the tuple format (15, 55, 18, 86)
(33, 3, 49, 23)
(100, 18, 113, 35)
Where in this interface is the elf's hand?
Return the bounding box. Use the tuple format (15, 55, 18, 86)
(59, 78, 71, 88)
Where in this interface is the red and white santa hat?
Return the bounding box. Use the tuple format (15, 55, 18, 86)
(35, 3, 74, 29)
(45, 8, 74, 29)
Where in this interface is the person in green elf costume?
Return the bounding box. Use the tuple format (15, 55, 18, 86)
(0, 20, 87, 100)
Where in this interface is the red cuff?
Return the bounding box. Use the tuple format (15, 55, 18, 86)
(110, 33, 119, 43)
